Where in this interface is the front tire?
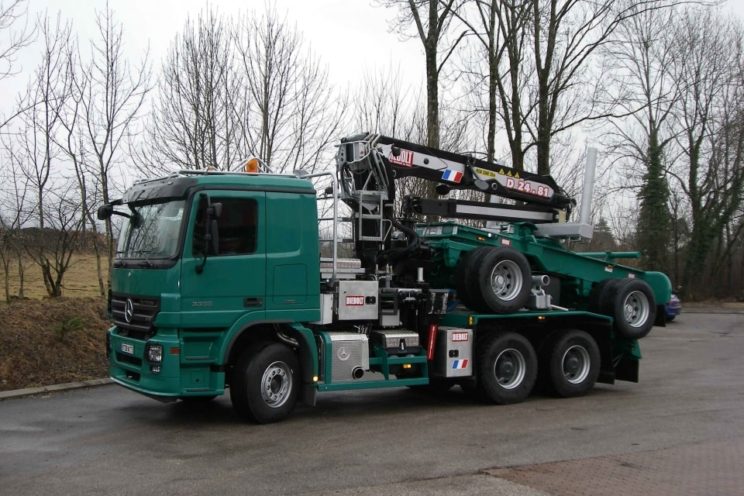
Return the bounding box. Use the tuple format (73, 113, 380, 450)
(543, 330, 600, 397)
(476, 332, 537, 404)
(231, 342, 299, 423)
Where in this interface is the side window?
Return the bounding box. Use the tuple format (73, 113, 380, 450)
(192, 197, 258, 256)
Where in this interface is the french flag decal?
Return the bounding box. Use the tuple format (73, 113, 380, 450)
(452, 359, 469, 369)
(442, 169, 463, 183)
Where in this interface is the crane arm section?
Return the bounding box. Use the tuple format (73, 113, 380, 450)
(336, 133, 574, 217)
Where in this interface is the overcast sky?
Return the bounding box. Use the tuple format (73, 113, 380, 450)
(0, 0, 427, 112)
(2, 0, 743, 133)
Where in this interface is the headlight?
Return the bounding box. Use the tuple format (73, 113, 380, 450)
(145, 343, 163, 363)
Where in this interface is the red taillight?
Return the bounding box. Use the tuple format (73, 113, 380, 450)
(426, 323, 438, 361)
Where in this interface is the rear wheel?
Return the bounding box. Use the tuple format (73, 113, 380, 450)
(589, 279, 621, 314)
(609, 279, 657, 339)
(231, 342, 299, 423)
(543, 330, 600, 397)
(476, 332, 537, 404)
(455, 247, 492, 310)
(473, 248, 531, 313)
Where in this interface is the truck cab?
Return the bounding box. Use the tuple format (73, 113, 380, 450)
(107, 173, 320, 403)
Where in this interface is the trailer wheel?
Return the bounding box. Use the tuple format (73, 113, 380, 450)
(609, 279, 657, 339)
(589, 279, 621, 314)
(543, 330, 600, 397)
(231, 342, 299, 423)
(455, 246, 492, 310)
(474, 248, 531, 313)
(476, 332, 537, 404)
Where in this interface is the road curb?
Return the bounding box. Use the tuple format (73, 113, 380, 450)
(0, 378, 112, 401)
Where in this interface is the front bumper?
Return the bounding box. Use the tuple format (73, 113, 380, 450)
(107, 326, 225, 398)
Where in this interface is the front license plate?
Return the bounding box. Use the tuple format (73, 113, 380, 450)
(120, 343, 134, 355)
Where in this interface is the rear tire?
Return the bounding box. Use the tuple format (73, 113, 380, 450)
(476, 332, 537, 404)
(455, 247, 492, 311)
(609, 279, 657, 339)
(543, 330, 600, 397)
(473, 247, 531, 313)
(589, 279, 621, 314)
(231, 342, 299, 423)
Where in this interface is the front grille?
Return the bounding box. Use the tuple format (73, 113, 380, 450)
(116, 352, 142, 367)
(111, 294, 160, 340)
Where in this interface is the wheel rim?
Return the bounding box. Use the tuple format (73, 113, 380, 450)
(493, 348, 526, 389)
(623, 290, 650, 328)
(489, 260, 523, 301)
(260, 361, 293, 408)
(561, 345, 591, 384)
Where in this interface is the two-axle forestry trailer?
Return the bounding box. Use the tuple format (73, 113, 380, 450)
(101, 133, 671, 423)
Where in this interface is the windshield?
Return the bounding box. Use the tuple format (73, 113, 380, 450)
(116, 200, 186, 260)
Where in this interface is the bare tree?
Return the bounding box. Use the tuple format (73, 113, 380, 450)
(0, 0, 34, 131)
(351, 66, 420, 139)
(233, 8, 344, 174)
(665, 9, 744, 296)
(0, 137, 32, 301)
(455, 0, 684, 175)
(59, 3, 150, 288)
(17, 13, 73, 230)
(675, 10, 744, 293)
(377, 0, 465, 149)
(143, 9, 236, 172)
(601, 2, 680, 271)
(23, 185, 84, 297)
(452, 0, 532, 166)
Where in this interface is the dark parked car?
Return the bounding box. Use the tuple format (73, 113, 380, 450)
(665, 292, 682, 322)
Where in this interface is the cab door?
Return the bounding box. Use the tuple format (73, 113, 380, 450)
(180, 190, 266, 327)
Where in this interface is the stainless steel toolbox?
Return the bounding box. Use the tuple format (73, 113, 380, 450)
(434, 327, 473, 378)
(371, 330, 421, 355)
(337, 280, 379, 320)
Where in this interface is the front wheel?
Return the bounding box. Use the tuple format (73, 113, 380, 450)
(476, 332, 537, 404)
(543, 330, 600, 397)
(231, 342, 299, 423)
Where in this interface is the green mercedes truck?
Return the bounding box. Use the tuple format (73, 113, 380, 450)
(101, 133, 671, 423)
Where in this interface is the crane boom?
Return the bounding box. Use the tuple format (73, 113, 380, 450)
(336, 133, 574, 220)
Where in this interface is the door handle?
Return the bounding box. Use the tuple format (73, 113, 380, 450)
(244, 297, 263, 308)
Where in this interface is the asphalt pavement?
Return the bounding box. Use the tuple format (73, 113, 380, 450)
(2, 312, 743, 495)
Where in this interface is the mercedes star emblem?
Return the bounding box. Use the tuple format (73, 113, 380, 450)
(124, 298, 134, 323)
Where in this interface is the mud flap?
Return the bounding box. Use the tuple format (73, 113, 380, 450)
(654, 305, 667, 327)
(614, 355, 639, 383)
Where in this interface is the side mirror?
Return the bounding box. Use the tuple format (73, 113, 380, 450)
(97, 204, 113, 220)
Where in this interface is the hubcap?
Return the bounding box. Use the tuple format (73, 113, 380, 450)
(494, 348, 526, 389)
(561, 345, 591, 384)
(260, 361, 292, 408)
(489, 260, 523, 301)
(623, 290, 650, 328)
